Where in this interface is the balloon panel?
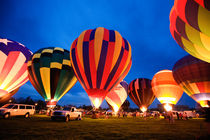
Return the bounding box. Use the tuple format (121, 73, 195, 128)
(0, 88, 19, 104)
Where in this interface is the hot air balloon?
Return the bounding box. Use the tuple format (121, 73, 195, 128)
(170, 0, 210, 62)
(0, 38, 32, 99)
(128, 78, 155, 112)
(105, 81, 128, 112)
(27, 47, 77, 108)
(152, 70, 183, 111)
(70, 27, 132, 108)
(173, 55, 210, 108)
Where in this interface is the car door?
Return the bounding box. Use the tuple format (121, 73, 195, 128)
(11, 105, 19, 116)
(70, 108, 76, 118)
(19, 105, 26, 115)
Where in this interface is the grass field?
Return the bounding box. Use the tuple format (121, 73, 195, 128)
(0, 115, 209, 140)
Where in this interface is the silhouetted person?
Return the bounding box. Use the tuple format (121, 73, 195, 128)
(176, 112, 179, 120)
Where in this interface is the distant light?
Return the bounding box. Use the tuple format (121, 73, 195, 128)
(140, 106, 147, 112)
(35, 103, 38, 106)
(9, 100, 12, 103)
(164, 103, 172, 112)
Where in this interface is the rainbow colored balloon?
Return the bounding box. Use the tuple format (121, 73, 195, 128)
(70, 27, 132, 108)
(0, 38, 32, 98)
(170, 0, 210, 62)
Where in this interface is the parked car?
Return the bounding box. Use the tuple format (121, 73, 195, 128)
(51, 107, 82, 122)
(0, 104, 35, 118)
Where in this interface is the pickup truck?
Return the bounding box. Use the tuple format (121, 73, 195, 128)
(51, 107, 82, 122)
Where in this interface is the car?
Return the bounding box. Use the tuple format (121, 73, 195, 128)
(0, 104, 35, 118)
(51, 107, 82, 122)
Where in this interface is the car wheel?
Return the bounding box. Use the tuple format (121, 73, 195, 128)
(25, 113, 30, 118)
(4, 113, 10, 119)
(65, 116, 70, 122)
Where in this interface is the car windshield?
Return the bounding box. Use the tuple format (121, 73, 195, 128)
(63, 108, 70, 111)
(2, 104, 14, 109)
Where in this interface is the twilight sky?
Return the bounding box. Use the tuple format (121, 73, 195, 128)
(0, 0, 196, 108)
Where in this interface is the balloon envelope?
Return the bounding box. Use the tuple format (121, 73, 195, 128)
(70, 27, 132, 108)
(170, 0, 210, 62)
(152, 70, 183, 105)
(128, 78, 155, 111)
(28, 47, 77, 108)
(105, 81, 128, 112)
(0, 88, 19, 104)
(173, 55, 210, 107)
(0, 38, 32, 98)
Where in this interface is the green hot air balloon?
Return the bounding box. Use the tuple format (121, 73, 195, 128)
(27, 47, 77, 108)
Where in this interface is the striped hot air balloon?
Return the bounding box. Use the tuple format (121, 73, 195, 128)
(170, 0, 210, 62)
(173, 55, 210, 108)
(152, 70, 183, 105)
(27, 47, 77, 108)
(70, 27, 132, 108)
(105, 81, 128, 112)
(128, 78, 155, 112)
(0, 38, 32, 98)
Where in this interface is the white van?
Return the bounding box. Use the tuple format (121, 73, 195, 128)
(0, 104, 35, 118)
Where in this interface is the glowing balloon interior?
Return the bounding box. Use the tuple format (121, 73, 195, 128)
(70, 27, 132, 108)
(152, 70, 183, 105)
(173, 55, 210, 107)
(27, 47, 77, 108)
(105, 81, 128, 112)
(0, 38, 32, 98)
(164, 103, 172, 112)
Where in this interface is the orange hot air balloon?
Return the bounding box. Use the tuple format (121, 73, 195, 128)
(151, 70, 183, 106)
(70, 27, 132, 108)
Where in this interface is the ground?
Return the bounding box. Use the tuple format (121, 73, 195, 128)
(0, 115, 209, 140)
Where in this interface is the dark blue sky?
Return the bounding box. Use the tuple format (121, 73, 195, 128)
(0, 0, 196, 108)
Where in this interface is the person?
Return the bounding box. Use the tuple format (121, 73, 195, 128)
(196, 113, 199, 118)
(143, 111, 147, 120)
(176, 112, 179, 120)
(179, 112, 182, 120)
(168, 111, 174, 124)
(183, 112, 187, 120)
(117, 112, 120, 118)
